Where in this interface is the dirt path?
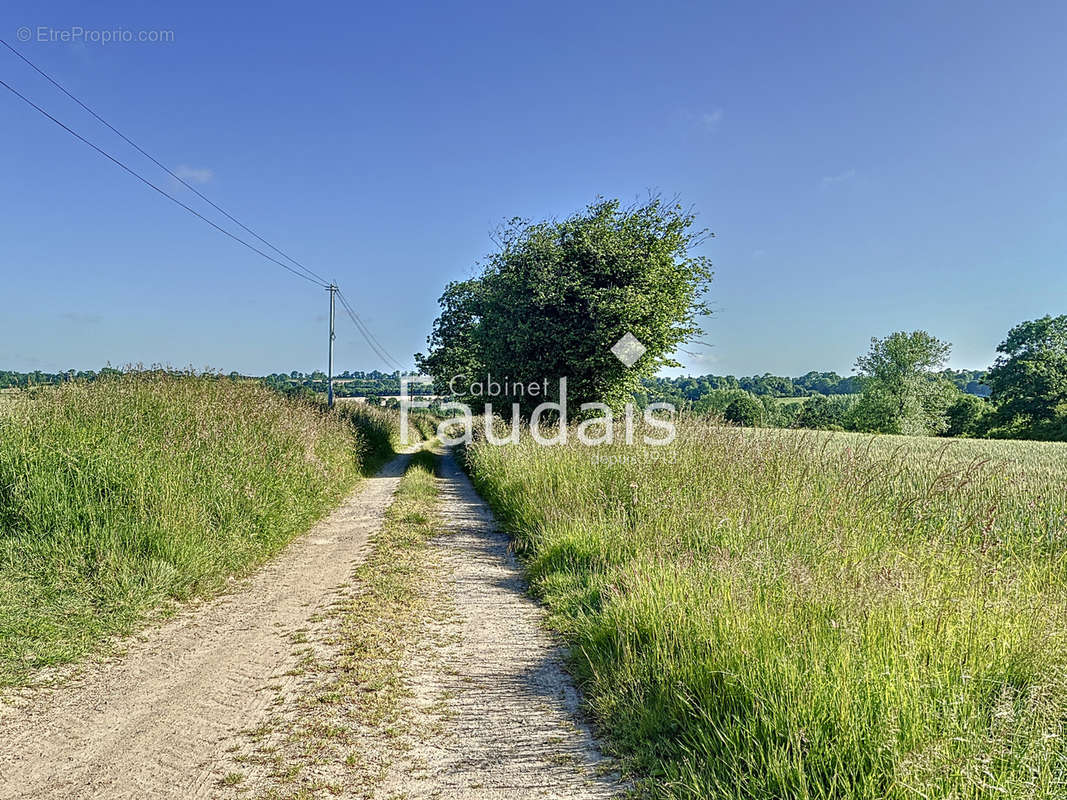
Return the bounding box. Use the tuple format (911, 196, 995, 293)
(0, 449, 623, 799)
(0, 453, 413, 800)
(377, 451, 623, 798)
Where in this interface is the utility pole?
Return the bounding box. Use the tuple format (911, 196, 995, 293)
(327, 284, 337, 409)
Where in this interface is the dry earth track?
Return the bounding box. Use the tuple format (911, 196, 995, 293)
(0, 454, 413, 799)
(0, 449, 622, 799)
(375, 451, 622, 798)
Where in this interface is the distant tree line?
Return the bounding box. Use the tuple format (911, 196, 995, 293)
(0, 368, 432, 399)
(643, 368, 988, 402)
(659, 316, 1067, 442)
(260, 370, 432, 398)
(0, 367, 124, 388)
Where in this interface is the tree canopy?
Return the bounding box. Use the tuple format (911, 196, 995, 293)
(723, 394, 763, 427)
(986, 315, 1067, 423)
(852, 331, 958, 435)
(416, 197, 713, 413)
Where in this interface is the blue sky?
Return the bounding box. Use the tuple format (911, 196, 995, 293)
(2, 1, 1065, 377)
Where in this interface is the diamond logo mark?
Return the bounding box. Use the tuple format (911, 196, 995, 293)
(610, 332, 647, 368)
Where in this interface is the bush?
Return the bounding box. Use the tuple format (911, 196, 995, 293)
(761, 396, 801, 428)
(723, 394, 763, 426)
(944, 393, 992, 437)
(692, 389, 752, 416)
(987, 405, 1067, 442)
(795, 394, 862, 431)
(796, 395, 835, 429)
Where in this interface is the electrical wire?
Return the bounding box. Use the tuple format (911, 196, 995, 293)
(0, 75, 328, 287)
(337, 289, 403, 367)
(0, 37, 331, 288)
(336, 291, 404, 370)
(2, 48, 408, 370)
(336, 289, 406, 370)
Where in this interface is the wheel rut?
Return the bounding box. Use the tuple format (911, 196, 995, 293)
(375, 451, 623, 799)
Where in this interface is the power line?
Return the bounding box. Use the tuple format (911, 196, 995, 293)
(0, 75, 328, 287)
(0, 38, 331, 288)
(336, 289, 406, 371)
(336, 290, 404, 370)
(337, 289, 402, 367)
(3, 51, 407, 373)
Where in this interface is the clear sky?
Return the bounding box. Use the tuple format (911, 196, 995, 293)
(2, 1, 1064, 377)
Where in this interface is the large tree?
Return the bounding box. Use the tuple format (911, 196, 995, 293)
(852, 331, 957, 435)
(985, 315, 1067, 423)
(416, 197, 713, 413)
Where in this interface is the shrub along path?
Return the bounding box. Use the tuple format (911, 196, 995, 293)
(0, 453, 414, 799)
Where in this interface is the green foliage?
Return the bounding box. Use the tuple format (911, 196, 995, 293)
(723, 393, 763, 426)
(792, 395, 860, 431)
(796, 395, 832, 429)
(854, 331, 958, 435)
(415, 279, 484, 397)
(645, 371, 863, 402)
(940, 367, 991, 397)
(644, 370, 986, 412)
(623, 316, 1067, 443)
(987, 405, 1067, 442)
(986, 315, 1067, 426)
(688, 388, 753, 415)
(416, 197, 713, 413)
(262, 369, 432, 399)
(943, 393, 992, 437)
(760, 394, 801, 428)
(467, 422, 1067, 799)
(0, 373, 394, 686)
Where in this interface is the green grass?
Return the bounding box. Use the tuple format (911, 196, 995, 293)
(407, 410, 443, 442)
(0, 372, 398, 687)
(467, 420, 1067, 799)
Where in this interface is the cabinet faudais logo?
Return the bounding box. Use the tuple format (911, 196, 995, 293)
(610, 332, 647, 368)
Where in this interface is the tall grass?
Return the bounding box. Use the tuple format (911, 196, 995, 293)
(467, 421, 1067, 799)
(0, 372, 396, 687)
(335, 401, 406, 456)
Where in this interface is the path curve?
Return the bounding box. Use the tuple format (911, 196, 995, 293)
(0, 453, 412, 800)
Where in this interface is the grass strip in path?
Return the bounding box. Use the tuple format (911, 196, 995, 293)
(219, 448, 446, 799)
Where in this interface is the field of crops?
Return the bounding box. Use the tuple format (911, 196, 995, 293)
(0, 374, 398, 687)
(467, 421, 1067, 799)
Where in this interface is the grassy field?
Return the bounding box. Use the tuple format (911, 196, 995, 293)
(467, 420, 1067, 799)
(0, 373, 398, 687)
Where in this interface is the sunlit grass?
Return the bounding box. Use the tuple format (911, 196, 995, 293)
(467, 421, 1067, 799)
(0, 372, 397, 687)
